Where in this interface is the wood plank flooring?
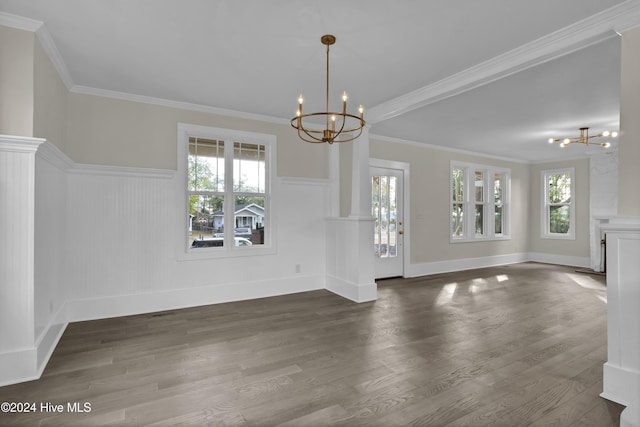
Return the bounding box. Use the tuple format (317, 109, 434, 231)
(0, 262, 624, 426)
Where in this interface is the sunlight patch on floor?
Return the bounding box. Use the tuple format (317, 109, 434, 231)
(567, 273, 606, 291)
(435, 283, 458, 305)
(496, 274, 509, 282)
(469, 278, 488, 293)
(567, 273, 607, 304)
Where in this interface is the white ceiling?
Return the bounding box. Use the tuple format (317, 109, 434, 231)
(1, 0, 638, 162)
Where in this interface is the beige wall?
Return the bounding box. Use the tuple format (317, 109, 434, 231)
(66, 93, 329, 177)
(619, 27, 640, 216)
(370, 138, 530, 264)
(528, 158, 590, 257)
(33, 37, 68, 151)
(0, 26, 34, 136)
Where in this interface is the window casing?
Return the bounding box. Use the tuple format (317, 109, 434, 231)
(451, 162, 510, 242)
(178, 123, 276, 258)
(542, 167, 575, 240)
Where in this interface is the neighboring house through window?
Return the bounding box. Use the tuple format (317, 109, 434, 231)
(178, 123, 275, 255)
(542, 167, 575, 239)
(451, 161, 510, 242)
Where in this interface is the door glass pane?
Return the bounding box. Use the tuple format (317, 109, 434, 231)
(372, 175, 398, 258)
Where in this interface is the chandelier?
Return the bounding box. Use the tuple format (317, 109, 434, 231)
(291, 35, 365, 144)
(548, 127, 617, 148)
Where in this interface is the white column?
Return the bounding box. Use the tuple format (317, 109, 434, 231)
(350, 126, 372, 218)
(324, 127, 376, 302)
(0, 135, 44, 385)
(601, 224, 640, 427)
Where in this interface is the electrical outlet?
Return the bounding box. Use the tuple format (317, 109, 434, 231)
(295, 264, 301, 274)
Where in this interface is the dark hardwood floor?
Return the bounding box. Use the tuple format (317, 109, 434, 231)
(0, 262, 624, 426)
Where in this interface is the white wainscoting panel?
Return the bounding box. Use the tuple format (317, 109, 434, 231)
(0, 135, 44, 386)
(325, 217, 377, 302)
(64, 172, 330, 321)
(34, 143, 69, 375)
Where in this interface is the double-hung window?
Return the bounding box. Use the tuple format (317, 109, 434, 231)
(542, 168, 574, 239)
(179, 123, 275, 257)
(451, 161, 510, 242)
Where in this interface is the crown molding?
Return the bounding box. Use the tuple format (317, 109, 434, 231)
(0, 11, 42, 31)
(71, 86, 290, 126)
(369, 133, 530, 164)
(35, 26, 74, 90)
(0, 12, 74, 90)
(366, 0, 640, 124)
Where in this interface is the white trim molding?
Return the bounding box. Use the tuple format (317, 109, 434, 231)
(600, 225, 640, 427)
(65, 275, 324, 323)
(406, 253, 530, 278)
(0, 135, 45, 386)
(366, 0, 640, 124)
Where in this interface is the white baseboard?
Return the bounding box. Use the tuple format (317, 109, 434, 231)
(0, 306, 68, 387)
(66, 274, 324, 322)
(621, 403, 640, 427)
(602, 362, 640, 408)
(527, 252, 591, 268)
(0, 348, 39, 387)
(325, 275, 377, 303)
(405, 253, 530, 277)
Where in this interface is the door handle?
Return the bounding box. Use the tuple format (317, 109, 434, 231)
(399, 230, 404, 235)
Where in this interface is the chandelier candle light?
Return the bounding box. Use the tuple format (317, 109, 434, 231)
(291, 35, 365, 144)
(548, 127, 617, 148)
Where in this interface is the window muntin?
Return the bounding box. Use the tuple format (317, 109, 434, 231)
(542, 168, 574, 239)
(450, 162, 510, 242)
(180, 124, 274, 256)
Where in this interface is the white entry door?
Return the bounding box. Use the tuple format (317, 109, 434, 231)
(371, 166, 404, 279)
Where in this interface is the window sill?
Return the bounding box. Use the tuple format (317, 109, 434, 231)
(178, 244, 276, 261)
(540, 233, 576, 240)
(450, 235, 511, 243)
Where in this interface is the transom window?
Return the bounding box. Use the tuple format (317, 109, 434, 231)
(178, 124, 275, 257)
(542, 168, 575, 239)
(451, 162, 510, 242)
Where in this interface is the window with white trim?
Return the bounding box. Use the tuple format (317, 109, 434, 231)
(542, 167, 574, 239)
(178, 124, 275, 256)
(451, 162, 510, 242)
